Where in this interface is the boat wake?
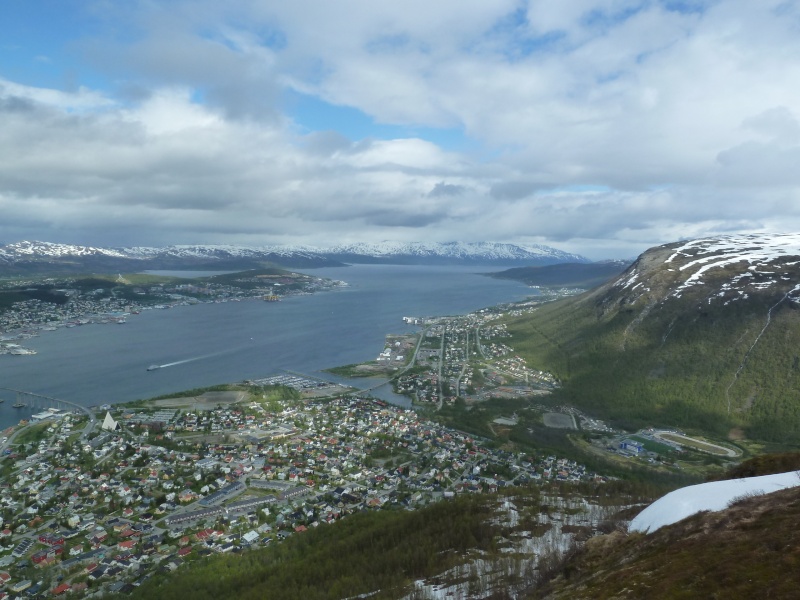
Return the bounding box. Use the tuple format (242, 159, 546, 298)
(149, 349, 233, 371)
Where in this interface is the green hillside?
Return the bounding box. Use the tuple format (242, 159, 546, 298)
(123, 496, 500, 600)
(117, 481, 661, 600)
(503, 237, 800, 443)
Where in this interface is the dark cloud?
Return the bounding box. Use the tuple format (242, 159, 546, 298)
(715, 141, 800, 187)
(490, 180, 539, 200)
(0, 93, 37, 113)
(429, 182, 467, 197)
(360, 208, 448, 228)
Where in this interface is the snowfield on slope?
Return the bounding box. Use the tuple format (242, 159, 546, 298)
(629, 471, 800, 533)
(665, 233, 800, 297)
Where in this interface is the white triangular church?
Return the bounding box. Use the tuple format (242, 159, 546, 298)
(101, 411, 120, 431)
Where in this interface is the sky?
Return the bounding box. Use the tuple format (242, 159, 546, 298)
(2, 1, 800, 260)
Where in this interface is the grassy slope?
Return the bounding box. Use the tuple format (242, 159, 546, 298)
(504, 281, 800, 443)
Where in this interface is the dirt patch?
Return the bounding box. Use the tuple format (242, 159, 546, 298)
(728, 428, 746, 441)
(354, 364, 389, 375)
(488, 423, 512, 437)
(299, 384, 353, 398)
(150, 390, 249, 409)
(200, 391, 248, 404)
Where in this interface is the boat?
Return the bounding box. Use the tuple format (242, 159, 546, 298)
(147, 364, 161, 371)
(12, 403, 25, 408)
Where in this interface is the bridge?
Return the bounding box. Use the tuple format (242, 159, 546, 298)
(0, 387, 95, 421)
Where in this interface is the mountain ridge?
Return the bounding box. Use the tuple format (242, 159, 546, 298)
(0, 240, 589, 273)
(489, 261, 630, 289)
(504, 233, 800, 442)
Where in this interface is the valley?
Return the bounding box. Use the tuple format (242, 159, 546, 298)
(1, 233, 800, 598)
(5, 2, 799, 596)
(502, 234, 800, 445)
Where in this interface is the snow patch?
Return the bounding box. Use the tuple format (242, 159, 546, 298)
(629, 471, 800, 533)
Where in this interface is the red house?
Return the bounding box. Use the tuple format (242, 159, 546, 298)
(117, 540, 136, 551)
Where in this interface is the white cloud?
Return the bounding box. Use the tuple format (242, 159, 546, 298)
(2, 1, 800, 259)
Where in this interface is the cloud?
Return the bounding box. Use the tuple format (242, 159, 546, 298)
(429, 182, 468, 197)
(490, 181, 540, 201)
(2, 1, 800, 259)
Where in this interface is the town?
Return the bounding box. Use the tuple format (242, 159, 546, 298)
(0, 374, 600, 597)
(358, 308, 559, 408)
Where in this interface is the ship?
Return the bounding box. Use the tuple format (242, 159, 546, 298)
(12, 402, 25, 408)
(147, 364, 161, 371)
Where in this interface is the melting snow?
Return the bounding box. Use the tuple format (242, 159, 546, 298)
(629, 471, 800, 533)
(662, 234, 800, 299)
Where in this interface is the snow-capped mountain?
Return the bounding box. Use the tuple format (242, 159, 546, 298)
(611, 233, 800, 310)
(0, 240, 341, 272)
(318, 241, 588, 264)
(514, 232, 800, 443)
(0, 240, 129, 260)
(0, 240, 586, 273)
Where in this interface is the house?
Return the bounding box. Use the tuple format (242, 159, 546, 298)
(242, 531, 259, 544)
(32, 546, 63, 565)
(9, 580, 32, 593)
(51, 583, 71, 595)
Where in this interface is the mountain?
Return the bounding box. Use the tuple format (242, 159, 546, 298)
(537, 454, 800, 599)
(540, 486, 800, 599)
(489, 260, 630, 289)
(319, 241, 589, 265)
(504, 233, 800, 442)
(0, 240, 343, 272)
(0, 240, 587, 274)
(628, 470, 800, 533)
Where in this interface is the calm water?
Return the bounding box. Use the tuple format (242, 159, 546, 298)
(0, 265, 533, 427)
